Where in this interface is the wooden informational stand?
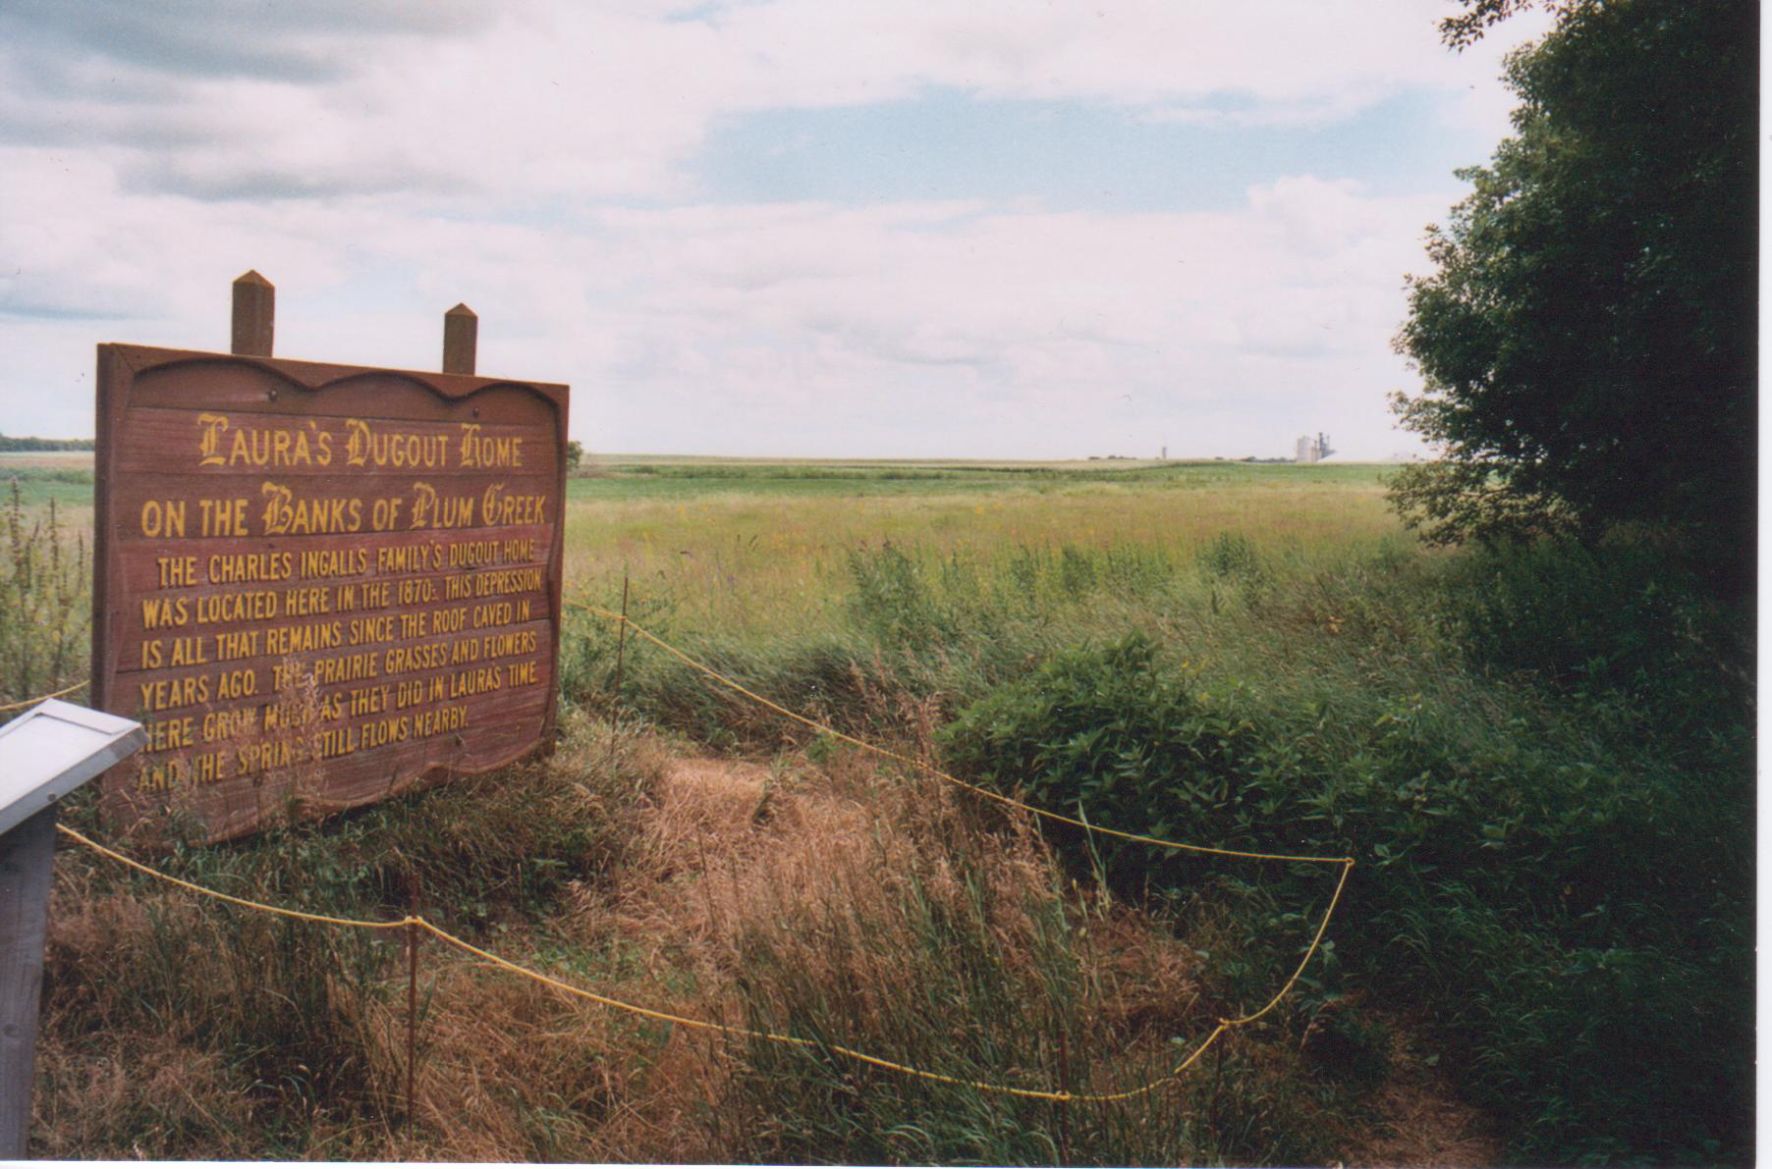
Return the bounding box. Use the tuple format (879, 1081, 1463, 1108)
(0, 700, 145, 1157)
(92, 275, 569, 842)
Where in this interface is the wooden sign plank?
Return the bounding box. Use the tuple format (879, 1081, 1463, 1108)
(93, 344, 569, 842)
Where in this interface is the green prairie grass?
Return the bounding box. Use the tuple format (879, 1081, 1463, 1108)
(0, 479, 91, 707)
(18, 455, 1753, 1163)
(0, 458, 98, 507)
(563, 460, 1397, 640)
(557, 459, 1753, 1165)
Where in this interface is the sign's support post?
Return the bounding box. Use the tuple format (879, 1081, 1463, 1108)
(443, 304, 478, 375)
(0, 808, 56, 1158)
(0, 699, 145, 1157)
(231, 270, 275, 357)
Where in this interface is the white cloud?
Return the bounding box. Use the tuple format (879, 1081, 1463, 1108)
(2, 1, 1541, 204)
(0, 152, 1445, 456)
(0, 1, 1547, 457)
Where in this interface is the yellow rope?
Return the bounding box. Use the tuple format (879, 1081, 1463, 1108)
(57, 824, 410, 931)
(1225, 857, 1354, 1028)
(51, 601, 1355, 1105)
(55, 822, 1350, 1104)
(562, 597, 1357, 1094)
(0, 677, 90, 713)
(574, 603, 1352, 868)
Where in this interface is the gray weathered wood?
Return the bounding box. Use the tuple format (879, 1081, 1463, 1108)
(0, 807, 56, 1158)
(231, 269, 275, 357)
(0, 700, 145, 1154)
(443, 303, 477, 374)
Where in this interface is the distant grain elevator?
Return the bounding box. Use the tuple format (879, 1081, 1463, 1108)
(1295, 433, 1334, 464)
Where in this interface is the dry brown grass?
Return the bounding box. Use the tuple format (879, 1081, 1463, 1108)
(36, 719, 1314, 1162)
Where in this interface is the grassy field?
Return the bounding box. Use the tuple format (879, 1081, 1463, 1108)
(3, 455, 1753, 1164)
(564, 457, 1400, 639)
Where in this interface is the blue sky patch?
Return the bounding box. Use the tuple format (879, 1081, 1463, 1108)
(695, 86, 1483, 212)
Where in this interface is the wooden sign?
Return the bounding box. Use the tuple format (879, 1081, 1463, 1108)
(92, 343, 568, 841)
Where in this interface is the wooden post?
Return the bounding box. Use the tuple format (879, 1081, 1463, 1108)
(406, 872, 421, 1134)
(231, 270, 275, 357)
(442, 304, 477, 375)
(0, 700, 144, 1156)
(1056, 1023, 1073, 1164)
(0, 807, 56, 1158)
(605, 575, 630, 767)
(613, 576, 630, 703)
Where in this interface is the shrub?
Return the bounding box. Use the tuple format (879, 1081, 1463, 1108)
(936, 613, 1753, 1164)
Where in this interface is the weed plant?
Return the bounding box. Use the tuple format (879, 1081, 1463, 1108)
(642, 746, 1349, 1166)
(563, 524, 1752, 1165)
(0, 480, 89, 709)
(707, 769, 1204, 1164)
(37, 726, 642, 1159)
(29, 460, 1753, 1162)
(934, 546, 1753, 1164)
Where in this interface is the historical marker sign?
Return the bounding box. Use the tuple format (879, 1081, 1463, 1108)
(92, 344, 568, 841)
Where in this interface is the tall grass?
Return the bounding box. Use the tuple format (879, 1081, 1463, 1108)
(703, 759, 1204, 1164)
(561, 521, 1753, 1164)
(24, 458, 1751, 1163)
(561, 462, 1396, 640)
(0, 479, 89, 708)
(595, 742, 1350, 1165)
(37, 723, 645, 1159)
(39, 708, 1332, 1163)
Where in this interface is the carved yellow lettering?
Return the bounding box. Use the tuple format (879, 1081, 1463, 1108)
(345, 418, 372, 467)
(197, 413, 229, 467)
(140, 595, 189, 630)
(143, 716, 194, 753)
(136, 674, 210, 712)
(481, 482, 545, 526)
(140, 500, 186, 539)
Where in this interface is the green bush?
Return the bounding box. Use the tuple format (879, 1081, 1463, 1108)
(1442, 540, 1748, 749)
(555, 533, 1753, 1164)
(936, 612, 1752, 1164)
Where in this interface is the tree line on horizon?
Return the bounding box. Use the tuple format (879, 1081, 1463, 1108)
(0, 432, 94, 452)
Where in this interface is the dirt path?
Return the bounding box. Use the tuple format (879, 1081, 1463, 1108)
(1341, 1022, 1503, 1168)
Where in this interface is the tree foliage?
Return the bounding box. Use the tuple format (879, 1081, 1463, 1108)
(1391, 0, 1756, 592)
(0, 433, 94, 452)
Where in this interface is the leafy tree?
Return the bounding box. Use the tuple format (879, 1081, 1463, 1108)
(0, 433, 94, 452)
(564, 439, 584, 471)
(1390, 0, 1756, 595)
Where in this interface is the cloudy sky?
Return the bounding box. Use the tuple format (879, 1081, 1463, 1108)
(1, 1, 1551, 460)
